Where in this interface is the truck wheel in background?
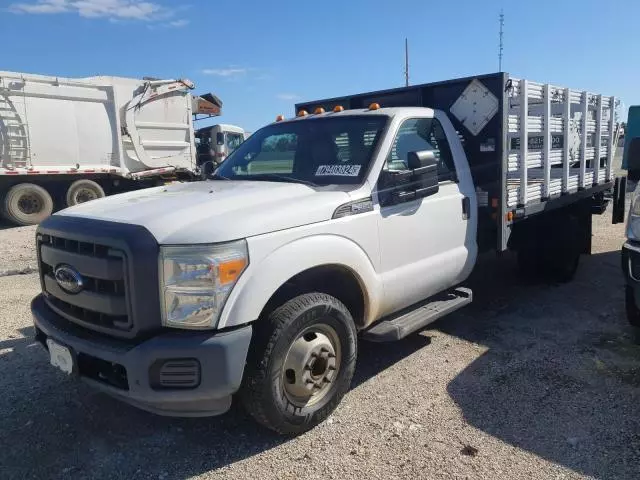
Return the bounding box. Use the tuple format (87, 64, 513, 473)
(240, 293, 358, 435)
(2, 183, 54, 226)
(65, 179, 105, 207)
(518, 238, 580, 283)
(516, 212, 584, 283)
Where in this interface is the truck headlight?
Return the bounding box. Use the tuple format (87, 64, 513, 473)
(628, 192, 640, 240)
(159, 241, 248, 329)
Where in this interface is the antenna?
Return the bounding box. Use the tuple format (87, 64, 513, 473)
(498, 9, 504, 71)
(404, 38, 409, 87)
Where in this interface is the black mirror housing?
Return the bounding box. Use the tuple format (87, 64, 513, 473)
(407, 150, 437, 170)
(378, 150, 440, 206)
(408, 150, 439, 199)
(201, 160, 216, 178)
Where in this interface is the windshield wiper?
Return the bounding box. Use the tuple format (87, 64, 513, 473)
(257, 174, 318, 187)
(209, 172, 230, 180)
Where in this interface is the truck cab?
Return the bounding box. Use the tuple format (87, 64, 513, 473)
(195, 124, 247, 166)
(32, 105, 476, 433)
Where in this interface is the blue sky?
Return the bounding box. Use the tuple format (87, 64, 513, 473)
(2, 0, 638, 132)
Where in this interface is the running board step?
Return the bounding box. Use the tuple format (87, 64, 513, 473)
(362, 287, 472, 342)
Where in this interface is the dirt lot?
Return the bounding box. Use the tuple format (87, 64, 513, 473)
(0, 207, 639, 480)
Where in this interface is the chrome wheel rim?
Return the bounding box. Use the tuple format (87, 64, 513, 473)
(282, 324, 341, 407)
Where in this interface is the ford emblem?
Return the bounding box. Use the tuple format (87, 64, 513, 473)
(54, 264, 84, 294)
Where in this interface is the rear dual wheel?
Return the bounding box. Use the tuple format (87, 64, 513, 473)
(65, 179, 105, 207)
(517, 215, 582, 283)
(241, 293, 358, 435)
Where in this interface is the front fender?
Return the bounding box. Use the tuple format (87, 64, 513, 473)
(218, 234, 383, 329)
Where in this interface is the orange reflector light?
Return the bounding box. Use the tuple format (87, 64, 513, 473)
(314, 107, 325, 114)
(507, 211, 514, 222)
(218, 258, 248, 285)
(275, 114, 285, 122)
(491, 198, 498, 208)
(333, 105, 344, 112)
(297, 109, 308, 117)
(369, 102, 380, 110)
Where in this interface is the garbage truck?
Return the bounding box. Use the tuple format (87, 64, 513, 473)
(30, 72, 625, 435)
(0, 71, 225, 225)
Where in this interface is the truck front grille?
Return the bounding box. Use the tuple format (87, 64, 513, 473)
(38, 234, 132, 335)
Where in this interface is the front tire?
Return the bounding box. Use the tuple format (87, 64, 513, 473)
(240, 293, 358, 435)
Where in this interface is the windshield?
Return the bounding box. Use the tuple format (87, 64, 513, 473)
(216, 115, 388, 185)
(226, 132, 245, 152)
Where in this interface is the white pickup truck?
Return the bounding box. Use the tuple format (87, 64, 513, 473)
(31, 73, 624, 435)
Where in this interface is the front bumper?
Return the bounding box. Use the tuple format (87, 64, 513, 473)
(622, 242, 640, 327)
(32, 294, 252, 417)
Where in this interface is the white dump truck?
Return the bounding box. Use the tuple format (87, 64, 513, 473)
(30, 73, 625, 435)
(0, 71, 226, 225)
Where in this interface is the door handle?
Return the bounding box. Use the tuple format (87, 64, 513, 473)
(462, 197, 471, 220)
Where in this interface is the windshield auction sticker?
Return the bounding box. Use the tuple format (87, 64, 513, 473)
(315, 165, 361, 176)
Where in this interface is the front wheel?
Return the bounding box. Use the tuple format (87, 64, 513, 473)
(2, 183, 54, 225)
(240, 293, 358, 435)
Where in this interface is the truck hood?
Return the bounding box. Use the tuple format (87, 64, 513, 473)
(58, 180, 351, 244)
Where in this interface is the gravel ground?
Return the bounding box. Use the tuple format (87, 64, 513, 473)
(0, 186, 639, 479)
(0, 221, 37, 276)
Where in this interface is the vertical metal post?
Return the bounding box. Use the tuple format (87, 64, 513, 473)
(593, 94, 602, 185)
(498, 10, 504, 71)
(580, 91, 588, 189)
(606, 96, 615, 181)
(519, 79, 528, 205)
(20, 75, 31, 168)
(404, 38, 409, 87)
(562, 88, 571, 193)
(543, 84, 551, 199)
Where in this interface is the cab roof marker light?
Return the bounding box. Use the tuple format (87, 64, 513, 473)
(297, 109, 308, 117)
(369, 103, 381, 110)
(275, 114, 285, 122)
(333, 105, 345, 112)
(314, 107, 325, 114)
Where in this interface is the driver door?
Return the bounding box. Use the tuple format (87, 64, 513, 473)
(376, 116, 474, 316)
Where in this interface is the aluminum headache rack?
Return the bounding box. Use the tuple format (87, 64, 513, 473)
(506, 78, 616, 208)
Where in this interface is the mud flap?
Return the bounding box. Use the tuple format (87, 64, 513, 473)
(612, 176, 627, 224)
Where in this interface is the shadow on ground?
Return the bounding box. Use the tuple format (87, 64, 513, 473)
(1, 249, 638, 479)
(441, 249, 640, 479)
(0, 329, 431, 480)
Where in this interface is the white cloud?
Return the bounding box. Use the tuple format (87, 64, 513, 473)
(9, 0, 171, 21)
(167, 19, 188, 27)
(277, 93, 300, 101)
(202, 68, 248, 78)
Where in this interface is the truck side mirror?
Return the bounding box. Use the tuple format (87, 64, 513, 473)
(378, 150, 439, 206)
(407, 150, 436, 170)
(216, 132, 225, 146)
(407, 150, 439, 199)
(201, 160, 216, 179)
